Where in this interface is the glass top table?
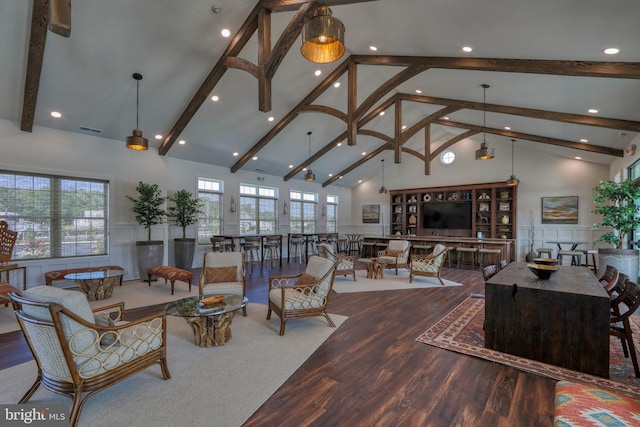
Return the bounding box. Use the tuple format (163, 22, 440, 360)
(64, 269, 125, 301)
(165, 294, 248, 347)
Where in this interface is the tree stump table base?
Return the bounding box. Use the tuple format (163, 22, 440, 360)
(185, 311, 235, 347)
(364, 261, 386, 279)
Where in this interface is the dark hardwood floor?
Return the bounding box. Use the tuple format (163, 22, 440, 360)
(0, 259, 556, 426)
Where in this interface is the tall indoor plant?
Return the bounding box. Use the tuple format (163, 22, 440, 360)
(167, 189, 203, 269)
(592, 177, 640, 280)
(128, 181, 166, 280)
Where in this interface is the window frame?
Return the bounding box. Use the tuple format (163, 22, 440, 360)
(197, 177, 224, 245)
(290, 190, 318, 234)
(239, 183, 279, 235)
(326, 194, 338, 233)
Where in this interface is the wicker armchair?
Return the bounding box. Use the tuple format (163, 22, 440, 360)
(409, 243, 448, 285)
(267, 256, 337, 335)
(378, 240, 411, 275)
(10, 286, 170, 427)
(316, 242, 356, 281)
(200, 251, 247, 316)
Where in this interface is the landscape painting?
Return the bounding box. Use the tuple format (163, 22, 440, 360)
(362, 204, 380, 224)
(541, 196, 578, 224)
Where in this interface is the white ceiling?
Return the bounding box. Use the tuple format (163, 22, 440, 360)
(2, 0, 640, 188)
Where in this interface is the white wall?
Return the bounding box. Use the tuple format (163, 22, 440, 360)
(350, 138, 610, 260)
(0, 119, 351, 287)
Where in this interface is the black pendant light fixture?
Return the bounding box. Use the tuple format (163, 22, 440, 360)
(506, 139, 520, 187)
(304, 131, 316, 182)
(301, 5, 345, 63)
(379, 159, 388, 194)
(126, 73, 149, 151)
(475, 84, 494, 160)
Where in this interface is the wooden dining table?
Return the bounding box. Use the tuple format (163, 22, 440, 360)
(212, 234, 283, 268)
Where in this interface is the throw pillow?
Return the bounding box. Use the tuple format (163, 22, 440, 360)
(386, 249, 403, 257)
(295, 273, 316, 286)
(205, 266, 237, 283)
(94, 312, 116, 347)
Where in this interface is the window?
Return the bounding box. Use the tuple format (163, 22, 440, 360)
(290, 190, 317, 233)
(197, 178, 223, 244)
(440, 150, 455, 165)
(239, 184, 278, 234)
(0, 171, 108, 260)
(326, 194, 338, 233)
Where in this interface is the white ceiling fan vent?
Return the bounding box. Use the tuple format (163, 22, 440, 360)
(80, 126, 102, 134)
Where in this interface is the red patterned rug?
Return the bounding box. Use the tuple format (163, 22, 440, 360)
(416, 296, 640, 400)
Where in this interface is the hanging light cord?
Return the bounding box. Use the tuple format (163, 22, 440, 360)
(482, 85, 487, 142)
(307, 131, 312, 167)
(511, 139, 515, 175)
(135, 79, 140, 129)
(381, 159, 385, 185)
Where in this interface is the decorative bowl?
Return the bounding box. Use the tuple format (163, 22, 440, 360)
(371, 257, 378, 262)
(527, 263, 559, 280)
(532, 258, 560, 266)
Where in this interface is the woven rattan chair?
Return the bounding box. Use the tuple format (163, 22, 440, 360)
(0, 221, 19, 306)
(267, 256, 337, 335)
(378, 240, 411, 275)
(10, 286, 170, 427)
(316, 242, 356, 281)
(200, 251, 247, 316)
(409, 243, 448, 285)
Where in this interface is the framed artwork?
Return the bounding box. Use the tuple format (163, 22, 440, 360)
(541, 196, 578, 224)
(499, 202, 510, 211)
(362, 204, 380, 223)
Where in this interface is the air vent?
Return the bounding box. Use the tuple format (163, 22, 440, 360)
(80, 126, 102, 134)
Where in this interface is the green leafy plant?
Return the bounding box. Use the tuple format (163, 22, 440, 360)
(127, 181, 166, 241)
(592, 178, 640, 249)
(167, 189, 204, 239)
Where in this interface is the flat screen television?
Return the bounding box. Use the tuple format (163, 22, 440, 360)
(422, 202, 472, 229)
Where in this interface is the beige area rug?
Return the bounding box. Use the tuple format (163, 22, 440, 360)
(0, 279, 195, 334)
(0, 302, 347, 427)
(332, 269, 463, 293)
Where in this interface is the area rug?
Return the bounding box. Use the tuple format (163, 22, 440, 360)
(416, 297, 640, 399)
(0, 302, 347, 427)
(332, 269, 463, 293)
(0, 279, 194, 334)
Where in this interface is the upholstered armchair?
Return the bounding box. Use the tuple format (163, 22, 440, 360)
(267, 256, 338, 335)
(10, 286, 170, 427)
(378, 239, 411, 275)
(200, 251, 247, 316)
(316, 242, 356, 281)
(410, 243, 448, 285)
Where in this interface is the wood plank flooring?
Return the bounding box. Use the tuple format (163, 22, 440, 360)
(0, 261, 556, 426)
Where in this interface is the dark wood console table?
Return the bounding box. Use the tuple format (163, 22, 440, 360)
(484, 262, 610, 377)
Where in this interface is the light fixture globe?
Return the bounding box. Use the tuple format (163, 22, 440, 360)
(304, 170, 316, 182)
(126, 73, 149, 151)
(506, 175, 520, 187)
(475, 84, 494, 160)
(475, 142, 494, 160)
(301, 6, 345, 63)
(506, 138, 520, 186)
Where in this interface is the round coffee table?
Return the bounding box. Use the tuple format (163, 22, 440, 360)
(64, 269, 125, 300)
(165, 294, 248, 347)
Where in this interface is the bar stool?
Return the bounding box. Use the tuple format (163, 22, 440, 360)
(289, 234, 304, 264)
(327, 233, 339, 253)
(479, 248, 502, 270)
(536, 247, 554, 258)
(446, 246, 456, 268)
(558, 250, 582, 266)
(241, 236, 261, 272)
(457, 247, 478, 270)
(210, 236, 226, 252)
(360, 241, 376, 258)
(580, 249, 598, 272)
(263, 235, 281, 270)
(412, 243, 432, 255)
(337, 236, 349, 253)
(348, 237, 362, 255)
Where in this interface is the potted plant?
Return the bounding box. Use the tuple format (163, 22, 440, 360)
(592, 177, 640, 280)
(167, 189, 204, 269)
(127, 181, 167, 281)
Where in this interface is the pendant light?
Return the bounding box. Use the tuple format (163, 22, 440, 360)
(304, 131, 316, 182)
(475, 84, 494, 160)
(506, 139, 520, 187)
(126, 73, 149, 150)
(301, 5, 345, 63)
(379, 159, 388, 194)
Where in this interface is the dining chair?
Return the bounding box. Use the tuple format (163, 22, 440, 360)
(598, 265, 619, 295)
(610, 279, 640, 377)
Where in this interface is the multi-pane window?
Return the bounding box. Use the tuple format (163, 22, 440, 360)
(326, 194, 338, 233)
(290, 190, 317, 233)
(197, 178, 223, 244)
(239, 184, 278, 234)
(0, 171, 108, 260)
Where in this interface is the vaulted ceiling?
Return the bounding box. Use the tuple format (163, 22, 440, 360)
(4, 0, 640, 188)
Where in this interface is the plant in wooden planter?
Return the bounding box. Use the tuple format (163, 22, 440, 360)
(167, 189, 203, 269)
(127, 181, 167, 280)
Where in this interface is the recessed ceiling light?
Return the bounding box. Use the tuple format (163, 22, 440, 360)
(288, 164, 293, 168)
(603, 47, 619, 55)
(333, 82, 340, 88)
(358, 180, 362, 183)
(338, 176, 343, 179)
(504, 126, 511, 130)
(379, 111, 385, 116)
(221, 29, 231, 38)
(579, 138, 588, 143)
(361, 152, 366, 156)
(303, 167, 307, 171)
(179, 140, 186, 145)
(369, 45, 377, 51)
(402, 125, 407, 130)
(588, 109, 599, 114)
(415, 89, 422, 94)
(155, 134, 162, 140)
(252, 156, 258, 160)
(328, 173, 333, 177)
(443, 116, 450, 120)
(268, 116, 274, 122)
(233, 152, 239, 156)
(314, 70, 322, 76)
(575, 156, 582, 160)
(211, 95, 219, 102)
(462, 46, 473, 52)
(50, 111, 61, 118)
(336, 142, 342, 147)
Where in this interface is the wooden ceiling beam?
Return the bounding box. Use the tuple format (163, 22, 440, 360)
(284, 132, 348, 181)
(322, 145, 389, 187)
(49, 0, 71, 37)
(264, 0, 378, 13)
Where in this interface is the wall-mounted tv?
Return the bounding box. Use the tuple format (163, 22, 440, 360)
(422, 202, 472, 229)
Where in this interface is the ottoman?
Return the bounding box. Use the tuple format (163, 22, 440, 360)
(147, 266, 193, 295)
